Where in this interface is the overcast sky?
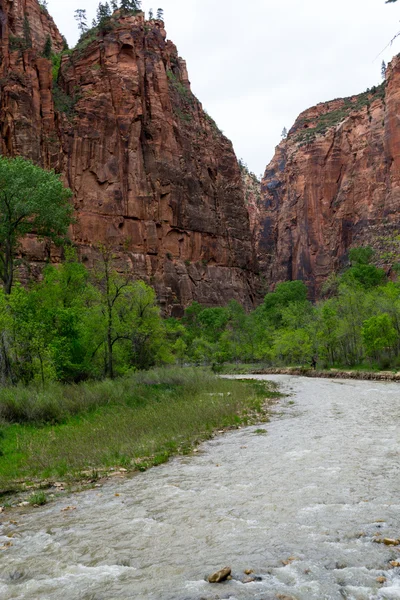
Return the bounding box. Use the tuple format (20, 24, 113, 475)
(46, 0, 400, 176)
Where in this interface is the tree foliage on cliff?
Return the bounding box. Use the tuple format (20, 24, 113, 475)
(0, 158, 73, 295)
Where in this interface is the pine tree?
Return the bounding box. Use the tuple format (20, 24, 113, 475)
(156, 7, 164, 20)
(74, 9, 88, 35)
(43, 35, 52, 59)
(381, 60, 387, 80)
(23, 15, 32, 49)
(120, 0, 141, 13)
(148, 8, 154, 19)
(110, 0, 118, 10)
(96, 2, 112, 24)
(281, 127, 288, 139)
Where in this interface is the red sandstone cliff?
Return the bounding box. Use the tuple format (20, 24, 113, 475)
(0, 1, 257, 314)
(258, 58, 400, 297)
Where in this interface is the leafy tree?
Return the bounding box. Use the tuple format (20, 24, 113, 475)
(349, 246, 374, 265)
(0, 157, 73, 295)
(74, 9, 88, 35)
(343, 264, 386, 289)
(362, 313, 397, 359)
(263, 280, 308, 326)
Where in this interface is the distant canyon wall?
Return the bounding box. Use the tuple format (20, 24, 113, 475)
(257, 56, 400, 297)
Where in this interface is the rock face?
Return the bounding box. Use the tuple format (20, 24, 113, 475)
(258, 59, 400, 297)
(0, 1, 257, 314)
(239, 161, 261, 237)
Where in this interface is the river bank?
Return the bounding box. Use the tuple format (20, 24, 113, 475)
(0, 368, 280, 504)
(248, 366, 400, 381)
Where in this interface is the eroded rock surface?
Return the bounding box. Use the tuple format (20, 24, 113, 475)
(257, 58, 400, 297)
(0, 1, 258, 314)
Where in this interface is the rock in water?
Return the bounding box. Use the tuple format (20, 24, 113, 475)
(207, 566, 232, 583)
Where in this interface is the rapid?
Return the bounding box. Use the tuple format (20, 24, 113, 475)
(1, 375, 400, 599)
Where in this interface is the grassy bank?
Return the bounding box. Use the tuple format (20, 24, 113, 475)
(0, 368, 280, 497)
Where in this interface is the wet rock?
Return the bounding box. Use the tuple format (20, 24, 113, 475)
(376, 576, 387, 584)
(230, 571, 263, 583)
(208, 567, 231, 583)
(390, 560, 400, 567)
(374, 537, 400, 546)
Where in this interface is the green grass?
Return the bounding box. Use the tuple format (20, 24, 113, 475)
(0, 368, 279, 495)
(28, 491, 47, 506)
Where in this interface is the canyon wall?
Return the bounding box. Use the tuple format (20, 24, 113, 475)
(0, 0, 258, 315)
(258, 57, 400, 297)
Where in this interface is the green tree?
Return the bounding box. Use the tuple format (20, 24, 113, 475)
(42, 35, 52, 59)
(157, 7, 164, 19)
(74, 9, 88, 35)
(96, 2, 112, 25)
(148, 8, 154, 19)
(362, 313, 397, 359)
(23, 16, 32, 49)
(349, 246, 374, 265)
(0, 157, 73, 295)
(120, 0, 141, 13)
(263, 280, 308, 326)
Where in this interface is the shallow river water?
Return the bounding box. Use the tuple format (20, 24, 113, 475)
(1, 375, 400, 600)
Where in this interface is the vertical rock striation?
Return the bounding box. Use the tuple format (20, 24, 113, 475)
(0, 1, 258, 314)
(258, 58, 400, 297)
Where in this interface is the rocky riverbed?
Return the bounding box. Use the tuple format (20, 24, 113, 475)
(1, 375, 400, 599)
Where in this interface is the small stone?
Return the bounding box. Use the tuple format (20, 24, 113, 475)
(244, 569, 254, 575)
(376, 576, 387, 583)
(119, 468, 127, 472)
(0, 507, 4, 513)
(390, 560, 400, 567)
(208, 566, 231, 583)
(17, 502, 29, 507)
(383, 538, 400, 546)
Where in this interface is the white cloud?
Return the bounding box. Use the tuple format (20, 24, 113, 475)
(46, 0, 400, 174)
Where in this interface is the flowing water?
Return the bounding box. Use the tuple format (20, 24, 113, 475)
(1, 375, 400, 600)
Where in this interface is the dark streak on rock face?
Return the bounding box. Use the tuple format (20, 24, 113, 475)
(256, 60, 400, 297)
(0, 0, 259, 314)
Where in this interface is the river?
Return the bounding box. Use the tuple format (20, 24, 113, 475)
(1, 375, 400, 599)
